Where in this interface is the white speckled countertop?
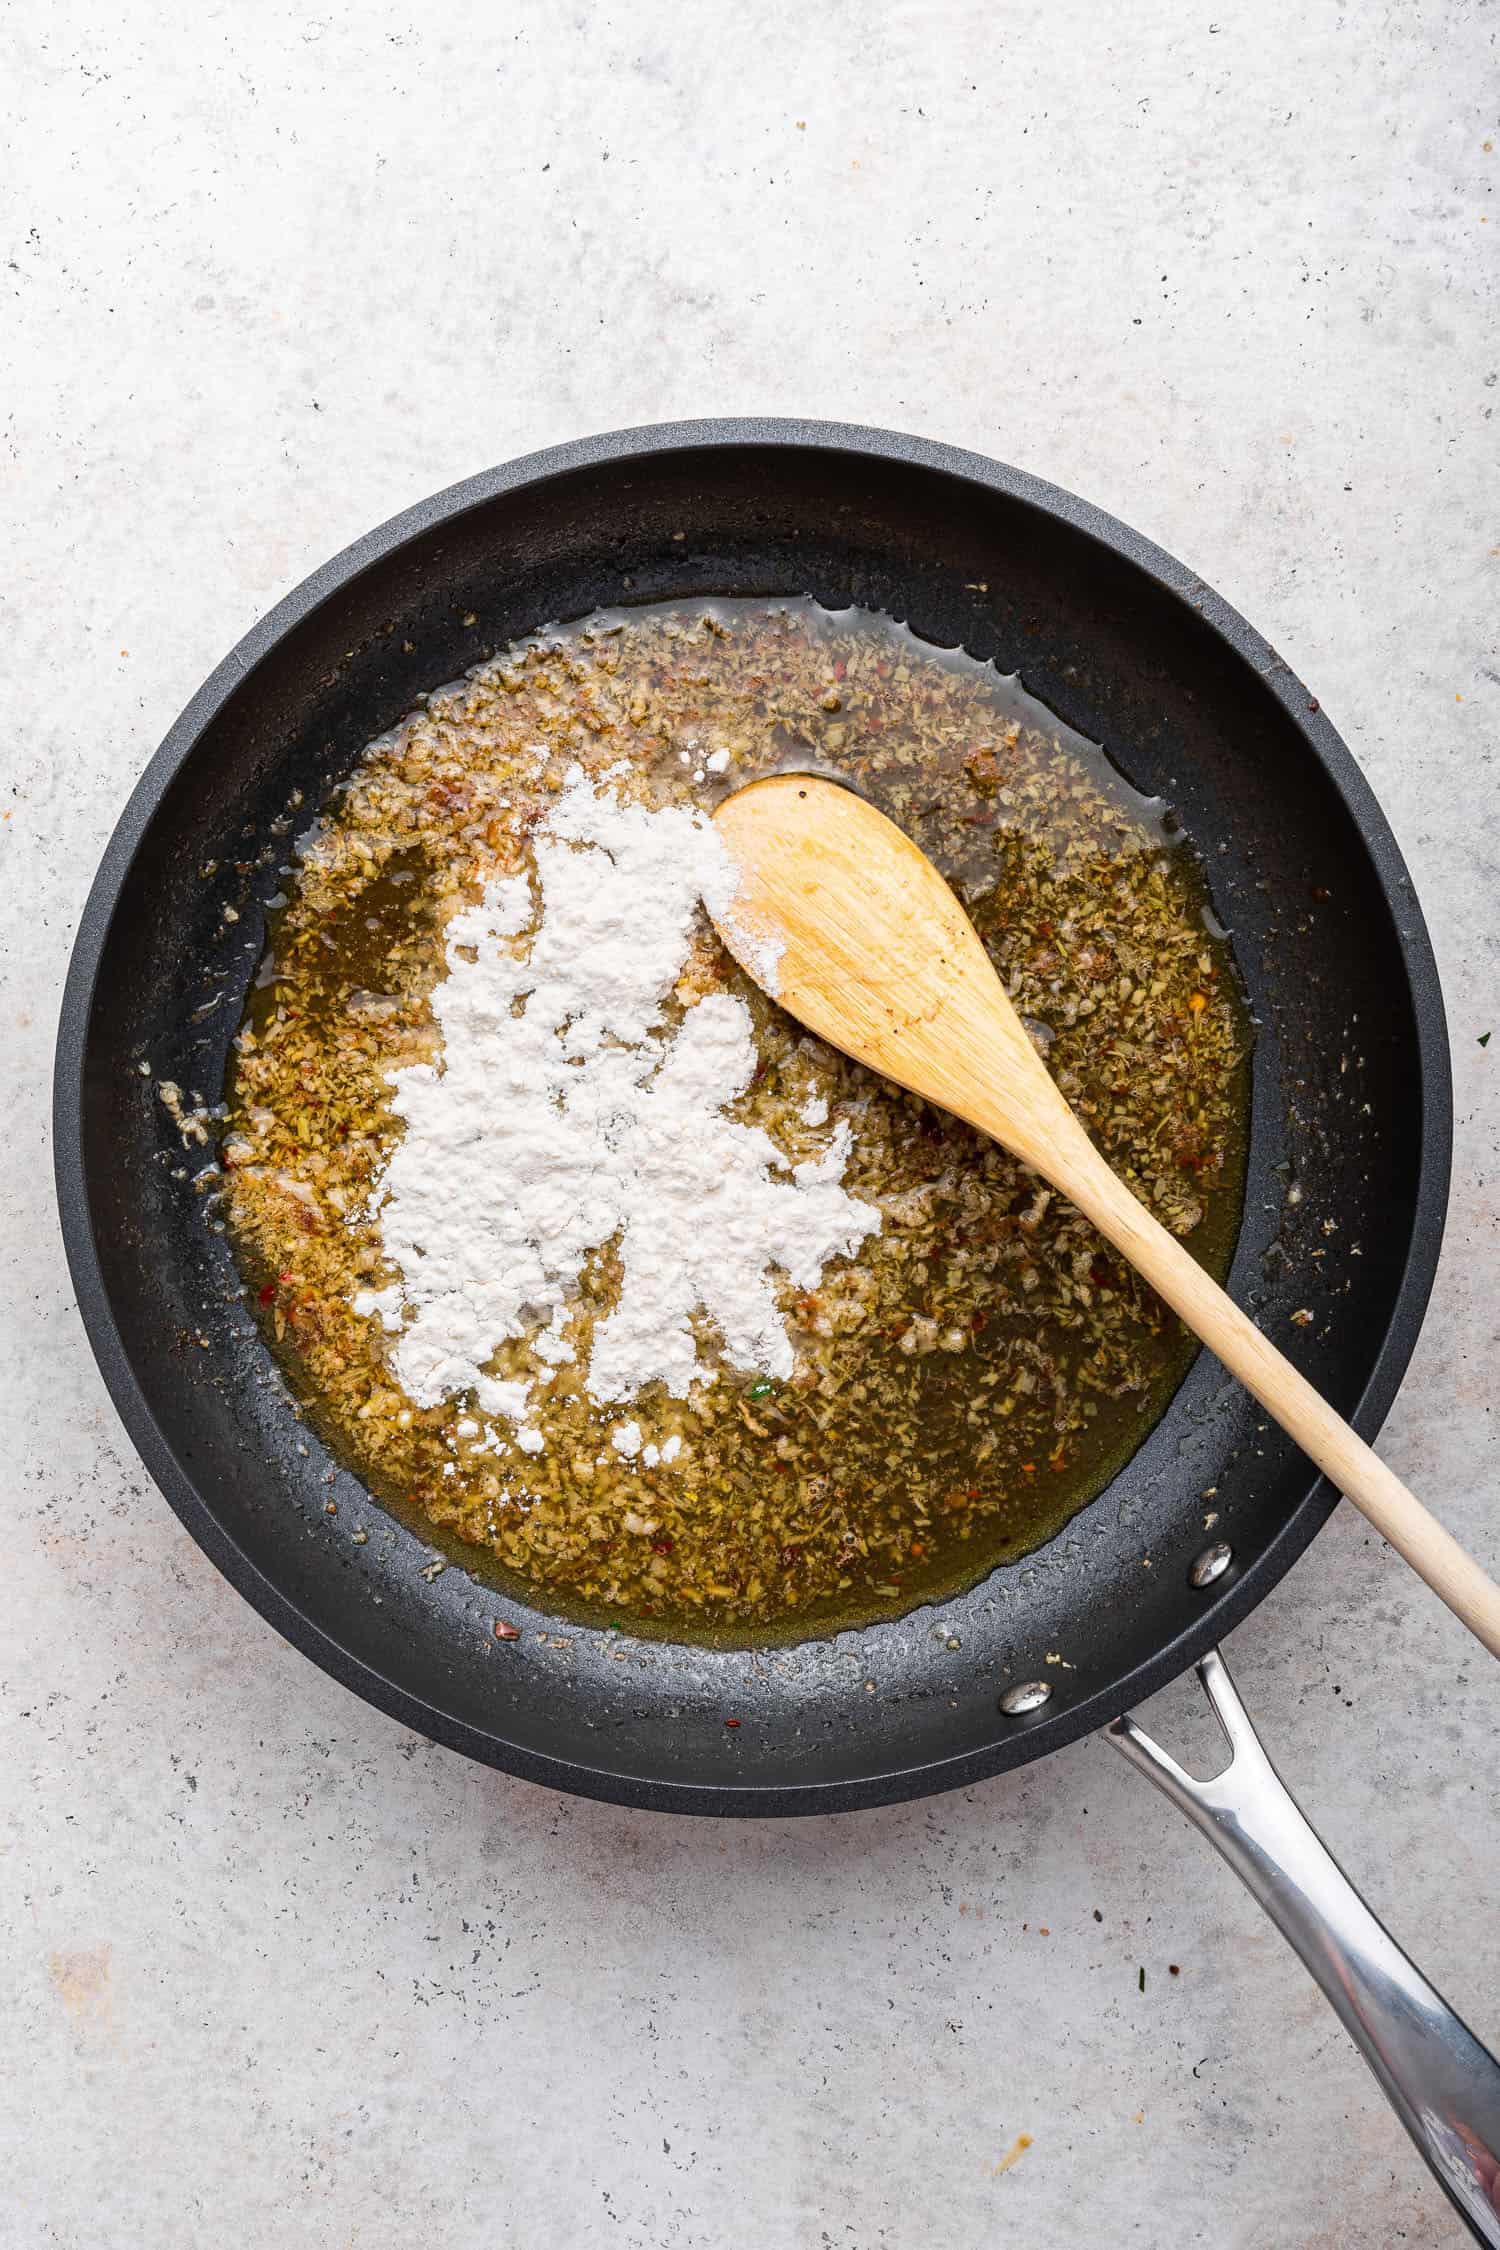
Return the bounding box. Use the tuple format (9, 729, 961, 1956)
(4, 6, 1497, 2244)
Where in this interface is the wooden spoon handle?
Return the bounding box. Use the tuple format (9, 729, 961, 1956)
(1053, 1128, 1500, 1657)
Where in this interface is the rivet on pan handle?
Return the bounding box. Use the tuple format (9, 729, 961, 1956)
(1111, 1648, 1500, 2245)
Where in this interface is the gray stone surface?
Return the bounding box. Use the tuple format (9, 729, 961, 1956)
(3, 5, 1497, 2245)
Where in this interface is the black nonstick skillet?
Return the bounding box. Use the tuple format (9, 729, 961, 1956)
(54, 421, 1500, 2239)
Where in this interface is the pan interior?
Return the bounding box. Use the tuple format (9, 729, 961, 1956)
(219, 591, 1251, 1648)
(61, 434, 1443, 1809)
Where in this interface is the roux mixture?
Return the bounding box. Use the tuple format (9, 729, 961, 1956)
(222, 600, 1248, 1643)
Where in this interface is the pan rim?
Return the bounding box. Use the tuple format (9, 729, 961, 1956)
(53, 416, 1454, 1814)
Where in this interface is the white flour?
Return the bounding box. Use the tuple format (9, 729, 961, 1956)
(354, 766, 878, 1447)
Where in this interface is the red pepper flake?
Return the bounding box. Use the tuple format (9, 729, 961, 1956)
(832, 657, 846, 679)
(492, 1619, 521, 1640)
(258, 1282, 276, 1306)
(652, 1539, 674, 1556)
(724, 1716, 741, 1728)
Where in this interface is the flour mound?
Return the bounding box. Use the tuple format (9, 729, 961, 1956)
(354, 768, 878, 1439)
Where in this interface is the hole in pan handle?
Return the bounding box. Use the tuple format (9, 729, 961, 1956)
(1111, 1649, 1500, 2245)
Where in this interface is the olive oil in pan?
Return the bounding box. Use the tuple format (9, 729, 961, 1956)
(224, 599, 1249, 1645)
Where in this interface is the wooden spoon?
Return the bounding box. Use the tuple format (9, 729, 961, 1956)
(711, 773, 1500, 1658)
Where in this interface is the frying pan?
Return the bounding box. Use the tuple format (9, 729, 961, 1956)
(53, 420, 1500, 2239)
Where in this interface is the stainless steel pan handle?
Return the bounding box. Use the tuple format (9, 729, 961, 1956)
(1110, 1648, 1500, 2245)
